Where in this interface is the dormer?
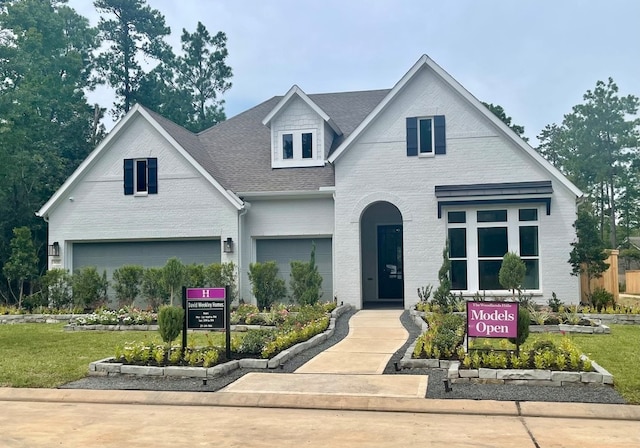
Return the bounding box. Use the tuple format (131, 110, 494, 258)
(262, 85, 342, 168)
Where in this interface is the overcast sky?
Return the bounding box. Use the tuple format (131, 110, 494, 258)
(67, 0, 640, 145)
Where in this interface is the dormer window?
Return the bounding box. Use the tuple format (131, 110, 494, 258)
(273, 129, 321, 167)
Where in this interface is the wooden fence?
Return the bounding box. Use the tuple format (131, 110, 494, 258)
(626, 270, 640, 294)
(580, 250, 619, 303)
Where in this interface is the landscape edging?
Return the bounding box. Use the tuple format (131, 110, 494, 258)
(89, 304, 352, 378)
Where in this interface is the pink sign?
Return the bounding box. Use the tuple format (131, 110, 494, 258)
(466, 302, 518, 338)
(186, 287, 226, 300)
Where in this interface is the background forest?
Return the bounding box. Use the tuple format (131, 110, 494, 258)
(0, 0, 638, 305)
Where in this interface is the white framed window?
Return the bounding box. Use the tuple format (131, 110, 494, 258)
(446, 206, 540, 293)
(418, 117, 434, 155)
(273, 129, 322, 168)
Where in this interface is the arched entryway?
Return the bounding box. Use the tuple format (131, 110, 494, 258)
(360, 201, 404, 309)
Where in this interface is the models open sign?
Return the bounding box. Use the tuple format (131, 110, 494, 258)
(186, 287, 226, 330)
(466, 302, 518, 338)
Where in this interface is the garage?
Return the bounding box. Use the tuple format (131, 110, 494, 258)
(256, 238, 333, 302)
(72, 240, 222, 280)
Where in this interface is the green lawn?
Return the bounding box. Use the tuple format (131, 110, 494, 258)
(0, 324, 227, 388)
(567, 325, 640, 405)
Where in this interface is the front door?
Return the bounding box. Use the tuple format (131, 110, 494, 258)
(377, 225, 403, 299)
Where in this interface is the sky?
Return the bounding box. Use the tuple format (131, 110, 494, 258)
(67, 0, 640, 145)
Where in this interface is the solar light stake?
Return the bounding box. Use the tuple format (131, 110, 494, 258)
(203, 379, 207, 386)
(443, 378, 452, 393)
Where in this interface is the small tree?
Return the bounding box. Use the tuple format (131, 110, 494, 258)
(569, 205, 609, 302)
(72, 267, 109, 310)
(508, 307, 530, 347)
(433, 243, 452, 312)
(3, 227, 38, 309)
(112, 265, 144, 307)
(162, 257, 184, 306)
(141, 267, 168, 310)
(290, 243, 323, 305)
(42, 269, 73, 310)
(157, 305, 184, 345)
(499, 252, 526, 299)
(248, 261, 286, 309)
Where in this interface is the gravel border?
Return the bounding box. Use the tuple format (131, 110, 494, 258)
(62, 309, 627, 404)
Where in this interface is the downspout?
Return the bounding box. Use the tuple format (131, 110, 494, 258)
(237, 201, 250, 304)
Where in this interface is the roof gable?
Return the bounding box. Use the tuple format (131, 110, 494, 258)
(262, 85, 342, 136)
(327, 55, 583, 198)
(37, 105, 242, 218)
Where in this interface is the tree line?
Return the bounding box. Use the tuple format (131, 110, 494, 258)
(0, 0, 232, 304)
(0, 0, 638, 307)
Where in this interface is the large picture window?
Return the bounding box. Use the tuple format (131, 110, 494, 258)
(447, 207, 540, 292)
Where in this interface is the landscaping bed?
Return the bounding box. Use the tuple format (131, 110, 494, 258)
(402, 309, 615, 387)
(88, 304, 350, 379)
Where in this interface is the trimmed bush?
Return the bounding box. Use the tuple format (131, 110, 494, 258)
(248, 261, 286, 309)
(112, 265, 144, 307)
(72, 267, 108, 310)
(289, 243, 323, 305)
(205, 261, 238, 301)
(158, 305, 184, 344)
(141, 267, 168, 310)
(41, 269, 72, 310)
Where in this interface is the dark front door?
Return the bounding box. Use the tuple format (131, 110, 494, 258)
(377, 225, 403, 299)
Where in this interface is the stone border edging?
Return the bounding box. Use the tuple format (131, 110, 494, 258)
(0, 314, 85, 324)
(88, 304, 352, 378)
(402, 310, 614, 386)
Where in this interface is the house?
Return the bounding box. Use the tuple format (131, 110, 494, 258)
(37, 55, 583, 309)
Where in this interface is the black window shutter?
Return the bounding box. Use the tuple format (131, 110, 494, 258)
(123, 159, 134, 195)
(434, 115, 446, 155)
(406, 117, 418, 156)
(148, 158, 158, 194)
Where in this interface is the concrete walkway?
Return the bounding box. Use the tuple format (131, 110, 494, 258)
(220, 309, 429, 398)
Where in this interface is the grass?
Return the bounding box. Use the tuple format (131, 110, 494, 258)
(0, 324, 228, 388)
(567, 325, 640, 405)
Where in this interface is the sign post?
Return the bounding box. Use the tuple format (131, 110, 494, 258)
(183, 286, 231, 361)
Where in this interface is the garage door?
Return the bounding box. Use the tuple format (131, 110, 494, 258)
(256, 238, 332, 302)
(73, 240, 221, 280)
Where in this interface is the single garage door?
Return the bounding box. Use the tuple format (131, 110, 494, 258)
(256, 238, 332, 302)
(73, 240, 221, 279)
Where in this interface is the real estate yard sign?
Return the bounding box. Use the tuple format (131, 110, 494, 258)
(182, 286, 231, 360)
(466, 302, 519, 338)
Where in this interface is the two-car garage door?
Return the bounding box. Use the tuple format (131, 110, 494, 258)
(256, 238, 332, 302)
(73, 240, 222, 280)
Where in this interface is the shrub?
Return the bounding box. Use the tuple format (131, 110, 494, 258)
(547, 292, 563, 312)
(141, 267, 168, 310)
(237, 329, 275, 354)
(158, 305, 184, 344)
(508, 306, 530, 346)
(499, 252, 526, 298)
(205, 262, 238, 302)
(248, 261, 287, 309)
(72, 267, 108, 309)
(289, 243, 323, 305)
(433, 244, 453, 312)
(184, 263, 207, 288)
(41, 269, 73, 310)
(590, 287, 614, 312)
(112, 265, 144, 307)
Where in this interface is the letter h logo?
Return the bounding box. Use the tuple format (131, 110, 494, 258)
(202, 289, 210, 298)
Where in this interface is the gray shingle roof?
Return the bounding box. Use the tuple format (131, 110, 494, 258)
(146, 88, 390, 193)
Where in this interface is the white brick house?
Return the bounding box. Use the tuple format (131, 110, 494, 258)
(37, 55, 583, 308)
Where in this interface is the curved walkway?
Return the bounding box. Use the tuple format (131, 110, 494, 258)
(219, 310, 429, 398)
